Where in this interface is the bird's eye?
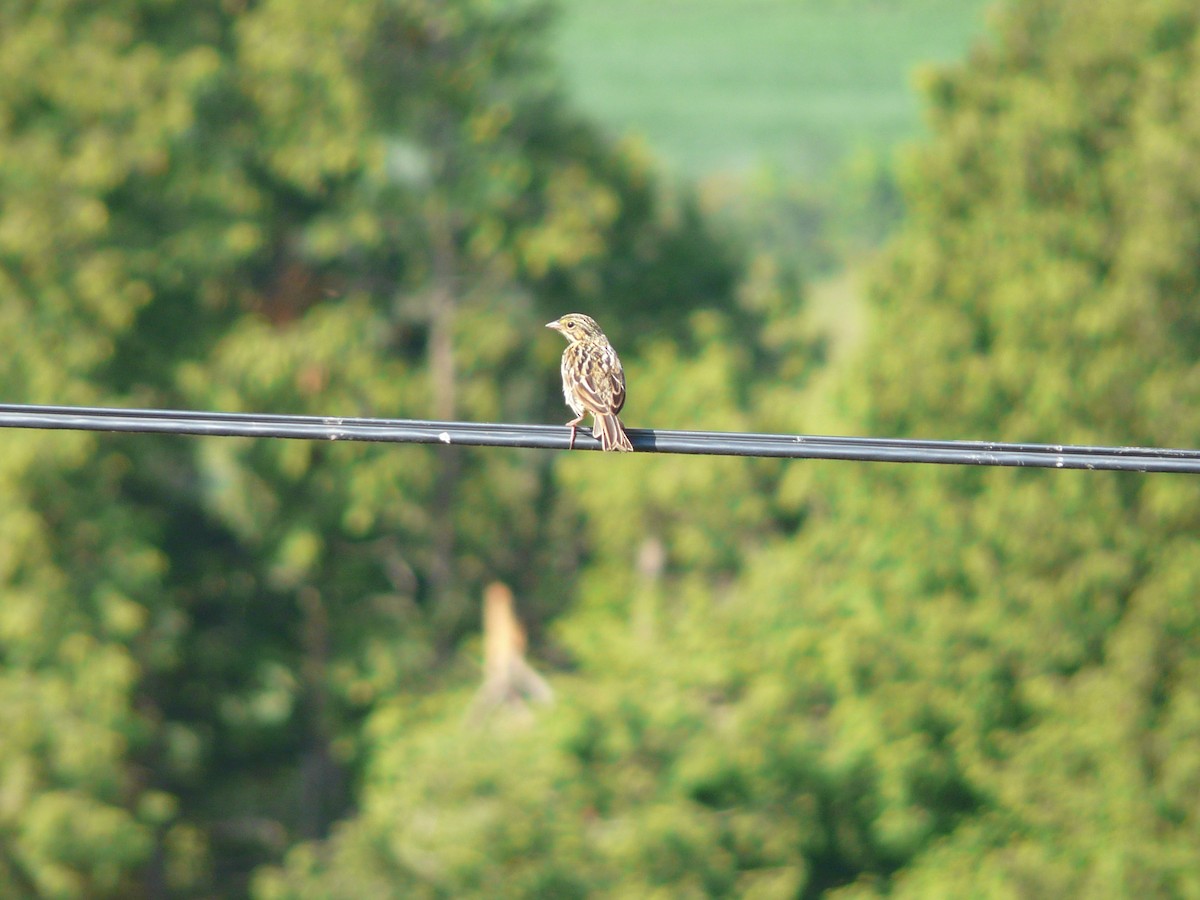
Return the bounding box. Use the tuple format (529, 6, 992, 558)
(566, 321, 575, 328)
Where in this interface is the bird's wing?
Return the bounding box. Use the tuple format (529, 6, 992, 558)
(574, 370, 615, 414)
(601, 342, 626, 414)
(610, 365, 626, 415)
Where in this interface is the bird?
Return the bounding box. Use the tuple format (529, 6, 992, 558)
(546, 313, 634, 452)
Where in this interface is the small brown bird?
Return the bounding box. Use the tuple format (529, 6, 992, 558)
(546, 313, 634, 452)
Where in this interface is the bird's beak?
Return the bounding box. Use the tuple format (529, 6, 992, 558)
(545, 320, 562, 332)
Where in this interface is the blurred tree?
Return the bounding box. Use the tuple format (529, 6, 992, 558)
(752, 0, 1200, 893)
(0, 2, 224, 892)
(0, 0, 761, 895)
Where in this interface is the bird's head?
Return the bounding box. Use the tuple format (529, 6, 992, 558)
(546, 313, 605, 343)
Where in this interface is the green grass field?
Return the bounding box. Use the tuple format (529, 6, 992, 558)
(553, 0, 996, 180)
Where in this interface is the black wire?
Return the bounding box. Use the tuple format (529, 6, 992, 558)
(0, 403, 1195, 472)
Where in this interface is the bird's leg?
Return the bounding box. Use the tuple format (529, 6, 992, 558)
(565, 412, 585, 450)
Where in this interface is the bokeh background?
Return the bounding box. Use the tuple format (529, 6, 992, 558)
(2, 0, 1199, 896)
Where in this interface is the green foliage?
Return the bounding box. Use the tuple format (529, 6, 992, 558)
(7, 0, 1200, 896)
(792, 0, 1200, 892)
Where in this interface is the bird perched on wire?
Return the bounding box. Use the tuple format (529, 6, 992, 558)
(546, 313, 634, 452)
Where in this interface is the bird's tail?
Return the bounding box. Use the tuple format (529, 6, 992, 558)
(594, 414, 634, 452)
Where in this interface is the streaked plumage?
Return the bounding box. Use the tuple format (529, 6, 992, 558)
(546, 313, 633, 452)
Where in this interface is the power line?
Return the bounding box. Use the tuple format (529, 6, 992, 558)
(0, 403, 1195, 472)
